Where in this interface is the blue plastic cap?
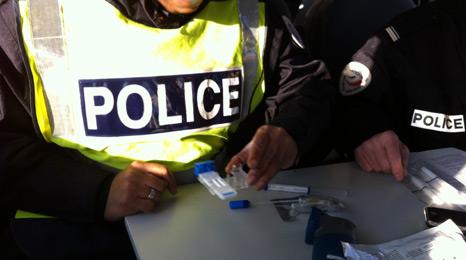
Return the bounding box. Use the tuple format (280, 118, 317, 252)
(229, 200, 251, 210)
(194, 160, 216, 176)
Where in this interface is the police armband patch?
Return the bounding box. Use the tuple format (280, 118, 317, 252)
(339, 61, 372, 96)
(282, 16, 305, 49)
(411, 109, 465, 133)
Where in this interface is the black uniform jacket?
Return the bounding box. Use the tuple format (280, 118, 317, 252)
(338, 0, 466, 155)
(0, 0, 334, 222)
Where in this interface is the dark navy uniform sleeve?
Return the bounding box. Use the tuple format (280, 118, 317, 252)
(225, 0, 336, 165)
(0, 1, 114, 222)
(337, 35, 394, 154)
(338, 0, 466, 155)
(263, 0, 336, 165)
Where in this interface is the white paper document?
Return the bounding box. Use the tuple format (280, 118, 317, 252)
(405, 148, 466, 209)
(342, 219, 466, 260)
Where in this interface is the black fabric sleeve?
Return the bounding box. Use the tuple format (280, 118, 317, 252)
(264, 0, 336, 165)
(0, 91, 116, 222)
(336, 35, 393, 155)
(0, 2, 115, 222)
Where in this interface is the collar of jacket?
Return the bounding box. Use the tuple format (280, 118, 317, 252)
(105, 0, 210, 29)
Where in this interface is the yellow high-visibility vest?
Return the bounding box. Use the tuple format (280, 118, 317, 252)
(19, 0, 266, 172)
(16, 0, 266, 219)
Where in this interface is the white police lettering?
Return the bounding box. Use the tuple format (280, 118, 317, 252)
(117, 84, 153, 129)
(80, 70, 242, 136)
(222, 77, 240, 117)
(184, 82, 195, 123)
(158, 84, 182, 126)
(83, 87, 114, 130)
(197, 79, 221, 120)
(411, 109, 465, 133)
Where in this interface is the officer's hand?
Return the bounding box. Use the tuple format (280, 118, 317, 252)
(225, 125, 298, 190)
(354, 130, 409, 182)
(104, 161, 177, 221)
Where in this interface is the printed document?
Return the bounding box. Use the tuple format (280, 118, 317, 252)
(404, 148, 466, 209)
(342, 219, 466, 260)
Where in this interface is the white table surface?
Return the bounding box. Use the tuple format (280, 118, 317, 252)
(125, 161, 427, 260)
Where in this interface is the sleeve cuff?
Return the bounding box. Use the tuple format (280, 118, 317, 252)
(96, 174, 115, 221)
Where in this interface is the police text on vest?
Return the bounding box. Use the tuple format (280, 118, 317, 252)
(79, 70, 242, 136)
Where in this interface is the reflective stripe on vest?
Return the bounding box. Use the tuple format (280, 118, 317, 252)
(19, 0, 266, 172)
(15, 210, 53, 219)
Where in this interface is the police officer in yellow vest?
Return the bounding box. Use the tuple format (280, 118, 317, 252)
(0, 0, 334, 258)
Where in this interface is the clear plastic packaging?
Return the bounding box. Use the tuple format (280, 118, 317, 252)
(270, 195, 345, 221)
(288, 196, 345, 217)
(225, 164, 249, 190)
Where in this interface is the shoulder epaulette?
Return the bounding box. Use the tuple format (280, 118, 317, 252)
(383, 5, 439, 43)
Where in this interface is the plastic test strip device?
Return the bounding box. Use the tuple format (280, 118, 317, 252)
(194, 160, 237, 200)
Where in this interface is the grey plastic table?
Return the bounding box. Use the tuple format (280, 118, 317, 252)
(125, 161, 427, 260)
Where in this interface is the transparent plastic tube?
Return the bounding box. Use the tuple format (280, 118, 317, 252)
(229, 196, 345, 213)
(226, 164, 348, 198)
(266, 184, 348, 198)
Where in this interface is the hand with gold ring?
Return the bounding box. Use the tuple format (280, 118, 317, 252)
(146, 187, 158, 201)
(104, 161, 177, 221)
